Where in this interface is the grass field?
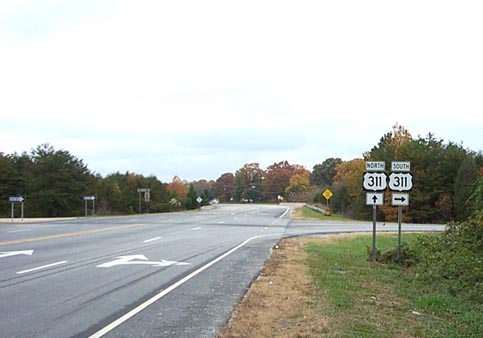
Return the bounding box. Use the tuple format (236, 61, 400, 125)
(306, 234, 483, 337)
(294, 205, 355, 222)
(219, 234, 483, 338)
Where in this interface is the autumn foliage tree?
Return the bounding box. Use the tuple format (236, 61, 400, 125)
(212, 173, 235, 202)
(262, 161, 307, 202)
(167, 176, 188, 199)
(234, 163, 265, 202)
(331, 159, 366, 219)
(285, 171, 314, 202)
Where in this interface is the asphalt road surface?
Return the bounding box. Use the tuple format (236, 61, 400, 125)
(0, 204, 444, 338)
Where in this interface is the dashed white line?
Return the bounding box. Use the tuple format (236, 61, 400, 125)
(17, 261, 68, 275)
(7, 229, 32, 233)
(143, 237, 161, 243)
(192, 227, 202, 230)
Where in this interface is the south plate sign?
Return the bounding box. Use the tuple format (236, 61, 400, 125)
(389, 173, 413, 191)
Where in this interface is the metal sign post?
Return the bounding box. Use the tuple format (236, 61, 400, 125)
(137, 188, 150, 214)
(366, 192, 383, 261)
(83, 196, 96, 217)
(397, 205, 402, 259)
(364, 161, 413, 262)
(390, 161, 412, 261)
(364, 162, 387, 262)
(9, 196, 25, 222)
(372, 205, 377, 261)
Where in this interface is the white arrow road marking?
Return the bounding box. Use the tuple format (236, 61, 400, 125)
(143, 237, 161, 243)
(0, 250, 34, 258)
(96, 255, 190, 268)
(89, 233, 282, 338)
(17, 261, 67, 275)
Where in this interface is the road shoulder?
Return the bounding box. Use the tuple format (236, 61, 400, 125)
(218, 237, 330, 337)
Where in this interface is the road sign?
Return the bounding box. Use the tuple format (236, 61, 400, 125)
(391, 161, 411, 172)
(366, 192, 384, 206)
(365, 161, 385, 172)
(84, 196, 96, 201)
(137, 188, 150, 193)
(363, 172, 387, 191)
(392, 193, 409, 206)
(322, 188, 333, 200)
(196, 197, 203, 203)
(9, 196, 24, 202)
(388, 172, 413, 191)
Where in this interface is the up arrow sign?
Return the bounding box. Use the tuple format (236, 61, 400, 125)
(0, 250, 34, 258)
(366, 192, 384, 206)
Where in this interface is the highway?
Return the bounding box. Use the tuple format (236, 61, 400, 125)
(0, 204, 444, 338)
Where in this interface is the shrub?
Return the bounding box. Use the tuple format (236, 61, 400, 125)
(416, 211, 483, 303)
(369, 242, 419, 267)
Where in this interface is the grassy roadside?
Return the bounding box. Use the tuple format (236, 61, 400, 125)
(293, 205, 354, 222)
(219, 234, 482, 338)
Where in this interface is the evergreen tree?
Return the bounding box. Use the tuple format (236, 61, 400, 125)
(454, 156, 479, 221)
(0, 154, 19, 216)
(186, 184, 198, 210)
(28, 144, 94, 217)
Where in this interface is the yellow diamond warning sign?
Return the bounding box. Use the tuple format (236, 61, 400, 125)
(322, 189, 333, 200)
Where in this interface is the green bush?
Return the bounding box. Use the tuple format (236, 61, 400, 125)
(416, 211, 483, 303)
(369, 242, 419, 267)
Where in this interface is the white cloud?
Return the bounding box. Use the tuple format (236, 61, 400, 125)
(1, 1, 482, 181)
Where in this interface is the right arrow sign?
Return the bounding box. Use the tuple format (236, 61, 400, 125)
(392, 193, 409, 206)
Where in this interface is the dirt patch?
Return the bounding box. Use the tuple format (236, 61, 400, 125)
(218, 237, 331, 338)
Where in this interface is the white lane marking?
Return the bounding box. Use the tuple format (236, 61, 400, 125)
(143, 237, 161, 243)
(192, 227, 202, 230)
(0, 250, 34, 258)
(17, 261, 67, 275)
(89, 233, 282, 338)
(7, 229, 32, 233)
(217, 221, 225, 224)
(279, 207, 290, 219)
(269, 207, 291, 226)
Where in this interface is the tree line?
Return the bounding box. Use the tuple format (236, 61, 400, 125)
(330, 124, 483, 223)
(1, 124, 482, 223)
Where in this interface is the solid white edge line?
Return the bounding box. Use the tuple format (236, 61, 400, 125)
(88, 233, 281, 338)
(17, 261, 68, 274)
(279, 207, 290, 219)
(271, 207, 291, 225)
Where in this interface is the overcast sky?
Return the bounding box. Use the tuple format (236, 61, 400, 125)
(1, 0, 482, 182)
